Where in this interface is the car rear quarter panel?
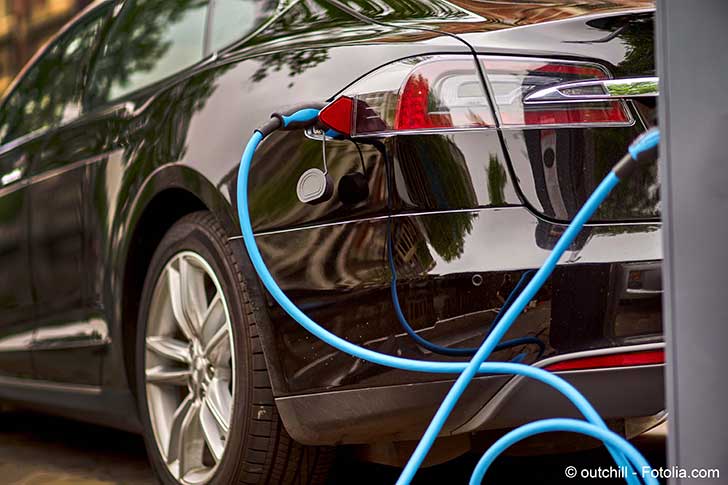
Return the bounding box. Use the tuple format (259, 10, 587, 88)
(96, 0, 473, 397)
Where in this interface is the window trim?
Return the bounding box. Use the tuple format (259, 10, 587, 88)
(203, 0, 215, 57)
(0, 126, 48, 158)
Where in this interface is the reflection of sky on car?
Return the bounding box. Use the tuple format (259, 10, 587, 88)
(423, 208, 661, 275)
(106, 1, 208, 101)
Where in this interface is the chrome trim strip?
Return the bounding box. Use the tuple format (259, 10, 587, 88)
(498, 119, 636, 130)
(0, 127, 49, 157)
(0, 154, 108, 198)
(528, 341, 664, 369)
(31, 339, 110, 351)
(229, 207, 520, 239)
(30, 159, 91, 185)
(452, 342, 665, 434)
(0, 103, 128, 158)
(351, 126, 499, 139)
(304, 126, 498, 140)
(228, 205, 661, 240)
(315, 113, 636, 138)
(480, 55, 635, 128)
(626, 288, 662, 295)
(0, 179, 28, 198)
(33, 322, 111, 350)
(525, 77, 659, 104)
(0, 374, 102, 395)
(0, 330, 35, 352)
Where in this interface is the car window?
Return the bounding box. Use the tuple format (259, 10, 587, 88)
(87, 0, 211, 105)
(0, 3, 111, 145)
(208, 0, 271, 52)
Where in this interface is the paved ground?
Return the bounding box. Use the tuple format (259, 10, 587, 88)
(0, 409, 666, 484)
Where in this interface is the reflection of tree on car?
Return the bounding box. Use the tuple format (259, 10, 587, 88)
(393, 135, 477, 262)
(87, 0, 210, 104)
(0, 7, 107, 143)
(92, 65, 231, 237)
(523, 127, 659, 223)
(244, 0, 355, 85)
(584, 13, 655, 77)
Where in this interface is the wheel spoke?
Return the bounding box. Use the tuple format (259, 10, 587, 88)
(166, 393, 194, 465)
(204, 323, 231, 365)
(180, 256, 208, 336)
(200, 378, 231, 462)
(205, 378, 231, 433)
(147, 336, 191, 364)
(200, 402, 225, 462)
(215, 366, 232, 381)
(179, 401, 205, 479)
(146, 365, 190, 386)
(200, 293, 225, 345)
(167, 262, 197, 341)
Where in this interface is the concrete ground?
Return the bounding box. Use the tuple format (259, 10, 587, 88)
(0, 409, 666, 484)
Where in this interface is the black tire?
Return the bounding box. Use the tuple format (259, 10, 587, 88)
(136, 211, 333, 485)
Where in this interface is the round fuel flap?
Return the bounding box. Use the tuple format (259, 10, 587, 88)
(296, 168, 334, 204)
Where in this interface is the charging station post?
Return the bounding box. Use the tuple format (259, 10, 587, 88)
(657, 1, 728, 483)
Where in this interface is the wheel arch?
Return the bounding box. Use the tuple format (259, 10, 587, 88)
(118, 164, 237, 401)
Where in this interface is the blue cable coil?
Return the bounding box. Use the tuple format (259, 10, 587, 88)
(237, 112, 659, 485)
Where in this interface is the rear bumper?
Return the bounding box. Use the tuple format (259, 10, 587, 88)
(276, 343, 664, 445)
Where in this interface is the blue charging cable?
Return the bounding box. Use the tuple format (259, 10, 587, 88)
(237, 108, 659, 485)
(386, 201, 544, 358)
(380, 140, 545, 360)
(389, 248, 544, 358)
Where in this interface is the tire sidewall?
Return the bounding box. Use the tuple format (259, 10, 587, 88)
(135, 213, 252, 485)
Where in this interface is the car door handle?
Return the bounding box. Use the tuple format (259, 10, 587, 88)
(524, 77, 658, 104)
(1, 159, 26, 187)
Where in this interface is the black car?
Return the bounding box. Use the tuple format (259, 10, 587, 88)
(0, 1, 663, 484)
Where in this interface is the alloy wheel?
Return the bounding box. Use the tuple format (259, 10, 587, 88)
(145, 251, 235, 485)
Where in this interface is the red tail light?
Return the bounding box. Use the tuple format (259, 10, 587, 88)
(393, 60, 493, 131)
(396, 74, 448, 130)
(320, 56, 493, 137)
(522, 107, 627, 125)
(482, 57, 631, 127)
(319, 55, 632, 137)
(544, 349, 665, 372)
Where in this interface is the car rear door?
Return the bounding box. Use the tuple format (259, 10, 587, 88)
(22, 2, 113, 385)
(0, 132, 38, 379)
